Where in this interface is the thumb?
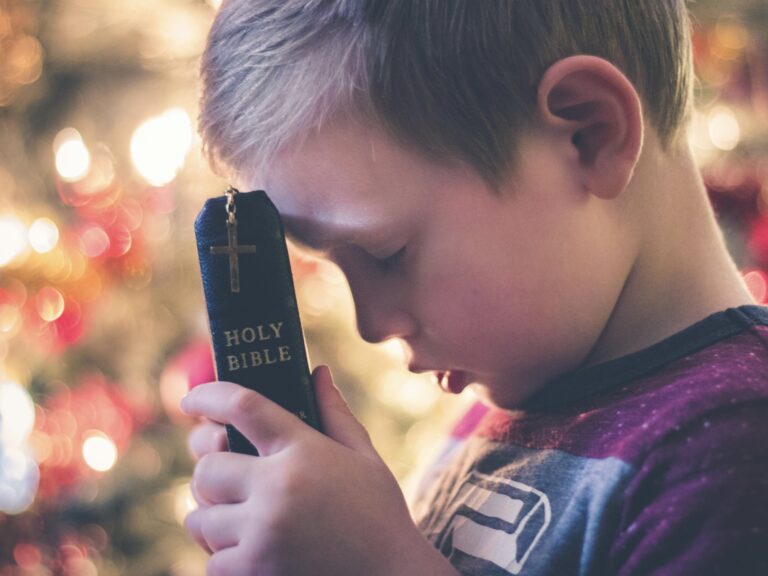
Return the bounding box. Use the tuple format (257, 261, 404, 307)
(313, 365, 379, 459)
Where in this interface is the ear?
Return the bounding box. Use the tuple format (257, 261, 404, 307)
(536, 55, 644, 199)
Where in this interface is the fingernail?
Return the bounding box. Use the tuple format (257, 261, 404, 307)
(180, 393, 190, 413)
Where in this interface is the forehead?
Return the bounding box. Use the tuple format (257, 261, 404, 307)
(254, 116, 446, 247)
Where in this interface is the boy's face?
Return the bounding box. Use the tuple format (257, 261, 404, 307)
(255, 116, 633, 408)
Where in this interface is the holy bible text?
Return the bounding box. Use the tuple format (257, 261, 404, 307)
(223, 322, 292, 371)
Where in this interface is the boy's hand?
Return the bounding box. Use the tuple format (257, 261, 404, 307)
(180, 365, 458, 576)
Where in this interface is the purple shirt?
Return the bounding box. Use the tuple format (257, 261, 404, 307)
(414, 305, 768, 575)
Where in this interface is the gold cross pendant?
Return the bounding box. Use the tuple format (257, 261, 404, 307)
(209, 190, 257, 292)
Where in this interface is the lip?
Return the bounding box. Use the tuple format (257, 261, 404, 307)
(441, 370, 471, 394)
(409, 364, 471, 395)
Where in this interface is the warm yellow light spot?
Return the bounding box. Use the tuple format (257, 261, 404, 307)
(5, 35, 43, 85)
(375, 370, 441, 416)
(0, 305, 20, 333)
(82, 430, 118, 472)
(377, 338, 410, 364)
(35, 287, 65, 322)
(0, 380, 35, 448)
(708, 106, 741, 151)
(206, 0, 223, 9)
(0, 216, 28, 266)
(712, 21, 747, 61)
(77, 149, 116, 195)
(54, 128, 91, 182)
(28, 217, 59, 253)
(173, 481, 197, 525)
(130, 108, 192, 186)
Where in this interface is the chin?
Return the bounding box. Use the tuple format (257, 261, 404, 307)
(469, 380, 530, 410)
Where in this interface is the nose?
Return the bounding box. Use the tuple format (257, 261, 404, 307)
(355, 300, 416, 344)
(333, 249, 417, 344)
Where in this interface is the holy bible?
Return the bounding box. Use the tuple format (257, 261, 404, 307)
(194, 188, 321, 455)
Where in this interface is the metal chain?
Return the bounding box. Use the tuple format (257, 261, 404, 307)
(225, 186, 239, 224)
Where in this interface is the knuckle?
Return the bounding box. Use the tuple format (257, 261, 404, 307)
(229, 387, 260, 419)
(196, 452, 216, 477)
(198, 511, 218, 549)
(193, 454, 217, 499)
(212, 424, 228, 449)
(187, 426, 210, 460)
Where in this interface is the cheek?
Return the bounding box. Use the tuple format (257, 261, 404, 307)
(410, 224, 605, 375)
(413, 244, 525, 360)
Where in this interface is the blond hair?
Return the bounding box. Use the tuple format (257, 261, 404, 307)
(198, 0, 694, 186)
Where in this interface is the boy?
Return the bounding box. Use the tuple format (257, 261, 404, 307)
(181, 1, 768, 574)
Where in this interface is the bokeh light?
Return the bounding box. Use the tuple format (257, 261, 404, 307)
(0, 445, 39, 515)
(54, 128, 91, 182)
(711, 20, 747, 61)
(173, 481, 196, 525)
(0, 305, 21, 334)
(744, 270, 768, 303)
(79, 225, 111, 258)
(0, 380, 35, 448)
(81, 431, 118, 472)
(75, 147, 117, 197)
(36, 287, 65, 322)
(28, 217, 60, 253)
(377, 337, 410, 364)
(13, 542, 42, 570)
(4, 34, 43, 85)
(0, 216, 28, 266)
(106, 224, 132, 258)
(708, 105, 741, 151)
(130, 107, 192, 186)
(375, 370, 441, 417)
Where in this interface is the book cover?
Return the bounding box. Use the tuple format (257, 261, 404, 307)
(194, 189, 321, 455)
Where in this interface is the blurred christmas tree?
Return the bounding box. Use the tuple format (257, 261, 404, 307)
(0, 0, 766, 574)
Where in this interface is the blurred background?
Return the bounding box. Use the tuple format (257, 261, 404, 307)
(0, 0, 766, 573)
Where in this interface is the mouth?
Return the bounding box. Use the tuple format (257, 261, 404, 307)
(407, 361, 471, 395)
(431, 370, 471, 394)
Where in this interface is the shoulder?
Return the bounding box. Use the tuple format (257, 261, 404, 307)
(608, 401, 768, 575)
(601, 316, 768, 573)
(603, 326, 768, 464)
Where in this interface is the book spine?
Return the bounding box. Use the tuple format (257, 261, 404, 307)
(194, 190, 321, 455)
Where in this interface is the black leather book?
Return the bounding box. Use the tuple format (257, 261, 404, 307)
(194, 188, 321, 455)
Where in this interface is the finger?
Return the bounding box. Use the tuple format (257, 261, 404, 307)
(208, 545, 249, 576)
(188, 420, 228, 460)
(185, 504, 242, 553)
(313, 365, 378, 459)
(191, 473, 209, 507)
(184, 507, 213, 555)
(194, 451, 255, 504)
(181, 381, 305, 456)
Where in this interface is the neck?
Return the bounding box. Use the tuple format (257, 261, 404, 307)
(580, 139, 756, 369)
